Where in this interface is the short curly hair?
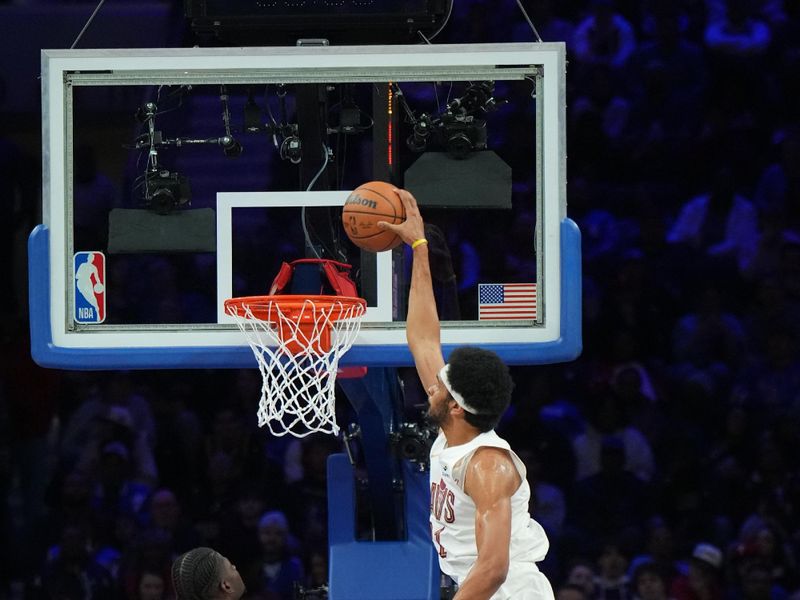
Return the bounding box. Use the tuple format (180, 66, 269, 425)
(171, 547, 224, 600)
(446, 346, 514, 432)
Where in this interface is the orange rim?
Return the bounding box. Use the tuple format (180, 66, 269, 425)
(224, 295, 366, 323)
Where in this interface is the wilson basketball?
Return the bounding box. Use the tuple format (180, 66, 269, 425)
(342, 181, 406, 252)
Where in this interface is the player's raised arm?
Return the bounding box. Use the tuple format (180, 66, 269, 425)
(377, 188, 445, 390)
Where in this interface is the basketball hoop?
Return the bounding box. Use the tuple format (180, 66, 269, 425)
(225, 295, 366, 437)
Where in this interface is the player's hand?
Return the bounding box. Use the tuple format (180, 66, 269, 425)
(377, 188, 426, 247)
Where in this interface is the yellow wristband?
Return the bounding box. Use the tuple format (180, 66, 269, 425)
(411, 238, 428, 249)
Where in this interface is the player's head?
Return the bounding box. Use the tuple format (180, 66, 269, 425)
(439, 346, 514, 432)
(171, 547, 245, 600)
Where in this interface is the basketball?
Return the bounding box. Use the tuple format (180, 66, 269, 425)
(342, 181, 406, 252)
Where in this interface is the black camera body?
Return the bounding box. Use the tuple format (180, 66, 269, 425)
(437, 114, 487, 159)
(405, 81, 497, 159)
(144, 169, 192, 215)
(391, 421, 437, 468)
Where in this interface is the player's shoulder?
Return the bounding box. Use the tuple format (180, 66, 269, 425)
(464, 445, 520, 498)
(467, 445, 518, 482)
(469, 445, 515, 470)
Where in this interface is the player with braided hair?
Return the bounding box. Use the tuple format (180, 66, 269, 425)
(171, 547, 246, 600)
(379, 190, 555, 600)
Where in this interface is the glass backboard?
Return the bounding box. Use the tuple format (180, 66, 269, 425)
(30, 43, 580, 369)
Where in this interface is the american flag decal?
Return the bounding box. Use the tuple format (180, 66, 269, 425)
(478, 283, 537, 320)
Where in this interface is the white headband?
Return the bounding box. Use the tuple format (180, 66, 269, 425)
(439, 364, 481, 415)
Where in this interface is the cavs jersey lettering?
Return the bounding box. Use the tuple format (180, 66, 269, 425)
(429, 430, 554, 600)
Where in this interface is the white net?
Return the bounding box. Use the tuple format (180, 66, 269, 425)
(226, 296, 366, 437)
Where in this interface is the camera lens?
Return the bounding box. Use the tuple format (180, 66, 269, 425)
(445, 132, 473, 159)
(150, 186, 176, 215)
(401, 439, 424, 461)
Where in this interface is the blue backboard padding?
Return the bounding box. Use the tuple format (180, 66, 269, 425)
(28, 225, 253, 369)
(28, 220, 581, 369)
(481, 217, 582, 365)
(327, 453, 439, 600)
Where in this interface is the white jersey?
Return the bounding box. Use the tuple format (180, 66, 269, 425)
(429, 430, 554, 600)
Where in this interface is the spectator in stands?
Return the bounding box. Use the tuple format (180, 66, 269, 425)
(564, 559, 599, 600)
(284, 434, 341, 549)
(734, 327, 800, 423)
(594, 541, 634, 600)
(610, 362, 664, 449)
(204, 406, 270, 486)
(149, 376, 205, 505)
(569, 64, 631, 168)
(701, 407, 757, 528)
(147, 488, 202, 556)
(625, 6, 707, 179)
(303, 546, 328, 591)
(137, 569, 167, 600)
(93, 512, 139, 582)
(90, 441, 152, 530)
(666, 165, 759, 276)
(118, 527, 174, 600)
(32, 523, 115, 600)
(776, 236, 800, 304)
(192, 451, 238, 549)
(243, 511, 304, 600)
(62, 374, 158, 486)
(632, 561, 675, 600)
(573, 0, 637, 70)
(216, 484, 273, 576)
(744, 432, 792, 509)
(628, 517, 686, 587)
(704, 0, 773, 113)
(572, 389, 655, 483)
(728, 558, 789, 600)
(735, 523, 797, 591)
(569, 435, 653, 547)
(44, 468, 94, 544)
(753, 126, 800, 230)
(670, 281, 748, 413)
(741, 277, 800, 354)
(518, 446, 567, 539)
(558, 583, 591, 600)
(704, 0, 772, 58)
(671, 543, 724, 600)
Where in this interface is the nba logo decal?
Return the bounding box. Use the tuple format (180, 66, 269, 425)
(74, 251, 106, 323)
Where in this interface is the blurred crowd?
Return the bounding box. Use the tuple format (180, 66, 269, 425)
(2, 0, 800, 599)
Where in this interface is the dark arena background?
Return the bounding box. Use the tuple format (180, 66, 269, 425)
(1, 1, 800, 600)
